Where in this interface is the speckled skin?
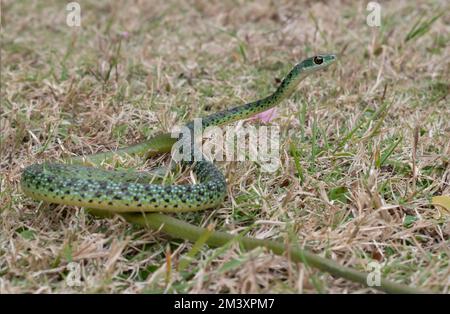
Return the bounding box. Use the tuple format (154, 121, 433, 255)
(21, 161, 226, 212)
(21, 55, 336, 212)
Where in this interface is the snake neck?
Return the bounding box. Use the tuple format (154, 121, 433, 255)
(270, 65, 307, 103)
(185, 64, 307, 132)
(178, 65, 307, 166)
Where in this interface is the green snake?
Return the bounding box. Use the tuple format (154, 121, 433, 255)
(21, 54, 336, 212)
(18, 55, 426, 293)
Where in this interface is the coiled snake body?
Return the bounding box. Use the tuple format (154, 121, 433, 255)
(19, 55, 427, 293)
(21, 55, 336, 212)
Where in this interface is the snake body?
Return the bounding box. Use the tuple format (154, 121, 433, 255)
(21, 55, 336, 213)
(18, 55, 431, 294)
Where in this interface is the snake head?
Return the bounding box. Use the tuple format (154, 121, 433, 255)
(298, 54, 337, 73)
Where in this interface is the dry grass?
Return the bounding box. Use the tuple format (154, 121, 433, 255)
(1, 0, 449, 293)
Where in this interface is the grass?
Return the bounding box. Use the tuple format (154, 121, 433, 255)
(1, 0, 449, 293)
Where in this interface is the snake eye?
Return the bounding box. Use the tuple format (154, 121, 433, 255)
(313, 56, 323, 65)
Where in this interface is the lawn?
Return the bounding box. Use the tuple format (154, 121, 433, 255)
(0, 0, 449, 293)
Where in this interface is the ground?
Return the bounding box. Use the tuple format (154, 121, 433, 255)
(1, 0, 449, 293)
